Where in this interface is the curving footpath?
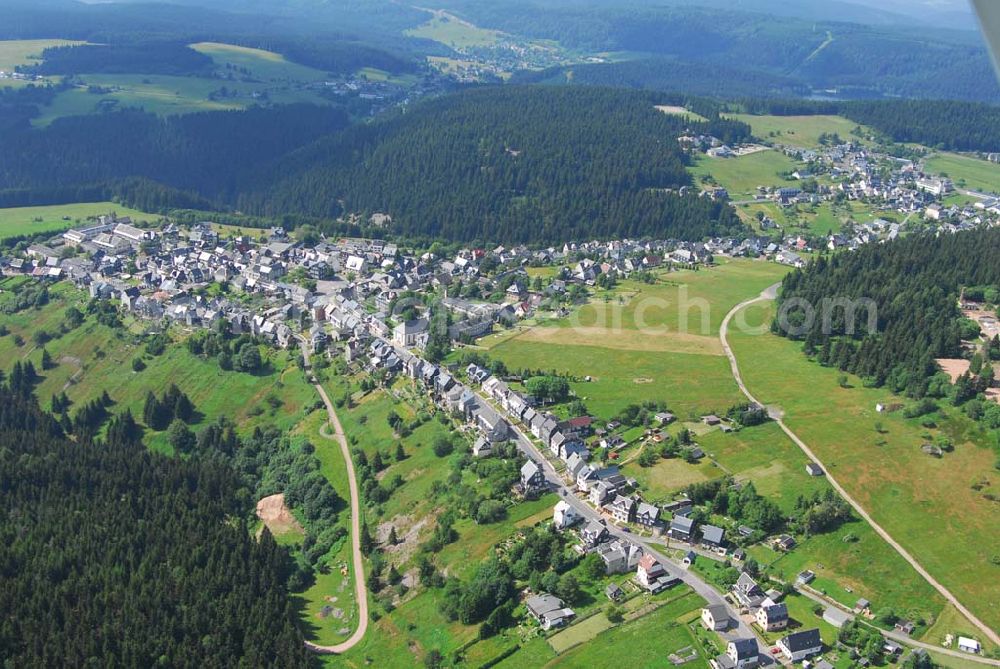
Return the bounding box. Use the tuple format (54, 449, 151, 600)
(720, 285, 1000, 649)
(299, 341, 368, 654)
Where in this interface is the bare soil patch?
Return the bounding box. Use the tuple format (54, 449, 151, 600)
(255, 492, 303, 538)
(936, 358, 970, 383)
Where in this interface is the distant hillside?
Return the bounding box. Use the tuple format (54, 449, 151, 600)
(240, 86, 749, 243)
(438, 0, 1000, 102)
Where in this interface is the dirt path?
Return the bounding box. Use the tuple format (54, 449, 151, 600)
(298, 340, 369, 655)
(720, 284, 1000, 647)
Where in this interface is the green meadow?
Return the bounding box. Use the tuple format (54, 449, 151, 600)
(191, 42, 327, 82)
(689, 150, 801, 196)
(0, 201, 153, 241)
(0, 284, 316, 453)
(728, 300, 1000, 634)
(30, 41, 334, 125)
(487, 260, 787, 420)
(405, 10, 504, 49)
(0, 39, 83, 88)
(924, 152, 1000, 194)
(729, 114, 866, 149)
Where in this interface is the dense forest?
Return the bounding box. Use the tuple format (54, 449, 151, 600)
(28, 42, 215, 76)
(0, 104, 349, 203)
(0, 388, 313, 667)
(774, 228, 1000, 398)
(736, 98, 1000, 152)
(243, 86, 749, 243)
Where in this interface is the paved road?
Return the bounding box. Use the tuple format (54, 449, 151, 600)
(794, 586, 1000, 667)
(719, 286, 1000, 649)
(298, 341, 369, 655)
(488, 395, 777, 664)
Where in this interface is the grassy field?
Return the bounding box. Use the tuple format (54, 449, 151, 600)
(405, 10, 504, 48)
(0, 201, 154, 242)
(542, 590, 707, 667)
(729, 300, 1000, 634)
(488, 339, 741, 420)
(486, 260, 787, 420)
(191, 42, 326, 82)
(31, 41, 333, 125)
(729, 114, 865, 149)
(689, 150, 801, 196)
(0, 39, 83, 72)
(655, 104, 708, 122)
(0, 39, 83, 89)
(924, 152, 1000, 194)
(0, 283, 316, 453)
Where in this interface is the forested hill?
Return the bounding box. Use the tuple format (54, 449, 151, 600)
(0, 104, 349, 204)
(240, 86, 749, 243)
(775, 228, 1000, 397)
(0, 389, 312, 667)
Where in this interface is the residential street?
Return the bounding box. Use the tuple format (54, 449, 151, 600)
(489, 397, 778, 665)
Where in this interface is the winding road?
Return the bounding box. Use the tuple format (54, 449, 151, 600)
(720, 284, 1000, 649)
(298, 340, 369, 655)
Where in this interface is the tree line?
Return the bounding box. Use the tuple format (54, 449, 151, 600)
(775, 228, 1000, 400)
(735, 97, 1000, 152)
(0, 386, 313, 667)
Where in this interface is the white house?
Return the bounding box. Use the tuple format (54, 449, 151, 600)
(553, 500, 580, 530)
(701, 604, 730, 631)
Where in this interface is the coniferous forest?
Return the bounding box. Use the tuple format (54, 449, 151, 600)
(242, 86, 748, 243)
(0, 388, 313, 667)
(774, 228, 1000, 398)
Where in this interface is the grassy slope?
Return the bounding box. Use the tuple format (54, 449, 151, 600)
(729, 114, 864, 149)
(0, 39, 83, 71)
(0, 284, 315, 453)
(924, 152, 1000, 194)
(729, 300, 1000, 634)
(190, 42, 327, 82)
(405, 11, 504, 49)
(689, 150, 801, 197)
(488, 260, 787, 420)
(33, 42, 331, 126)
(0, 202, 154, 242)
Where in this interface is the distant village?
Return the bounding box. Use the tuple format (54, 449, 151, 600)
(684, 132, 1000, 266)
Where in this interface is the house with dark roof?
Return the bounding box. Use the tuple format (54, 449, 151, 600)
(520, 460, 545, 493)
(635, 501, 661, 528)
(700, 524, 725, 548)
(711, 638, 758, 669)
(701, 604, 730, 631)
(778, 628, 822, 662)
(580, 519, 609, 548)
(756, 602, 789, 632)
(669, 514, 695, 541)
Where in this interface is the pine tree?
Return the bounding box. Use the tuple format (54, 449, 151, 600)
(387, 526, 398, 545)
(40, 348, 53, 370)
(359, 522, 374, 555)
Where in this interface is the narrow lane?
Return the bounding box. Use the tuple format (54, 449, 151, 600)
(298, 340, 369, 654)
(720, 285, 1000, 648)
